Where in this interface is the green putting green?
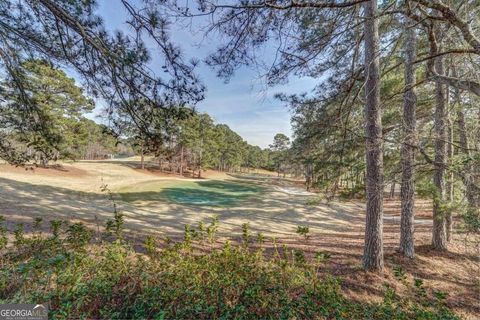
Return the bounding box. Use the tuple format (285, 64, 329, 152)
(116, 179, 262, 207)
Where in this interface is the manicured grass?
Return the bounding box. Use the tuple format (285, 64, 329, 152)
(116, 179, 262, 206)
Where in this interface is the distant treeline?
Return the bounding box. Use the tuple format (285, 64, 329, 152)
(0, 60, 284, 173)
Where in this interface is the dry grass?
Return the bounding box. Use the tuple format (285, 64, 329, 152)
(0, 163, 89, 178)
(0, 159, 478, 318)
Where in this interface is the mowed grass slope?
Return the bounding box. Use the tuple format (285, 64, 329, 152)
(116, 179, 262, 206)
(0, 159, 478, 318)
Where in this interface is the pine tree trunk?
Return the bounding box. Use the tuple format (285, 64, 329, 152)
(400, 17, 417, 258)
(41, 156, 49, 168)
(446, 115, 454, 242)
(390, 180, 396, 198)
(457, 106, 477, 208)
(432, 52, 447, 250)
(305, 163, 312, 191)
(180, 145, 184, 176)
(198, 149, 202, 178)
(362, 0, 384, 271)
(477, 108, 480, 151)
(193, 153, 196, 177)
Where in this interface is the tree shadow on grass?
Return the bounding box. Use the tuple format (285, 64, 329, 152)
(119, 187, 252, 207)
(195, 180, 262, 193)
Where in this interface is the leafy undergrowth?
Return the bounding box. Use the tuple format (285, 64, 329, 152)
(0, 216, 460, 320)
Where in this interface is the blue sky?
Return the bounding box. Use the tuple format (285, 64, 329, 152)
(91, 1, 316, 148)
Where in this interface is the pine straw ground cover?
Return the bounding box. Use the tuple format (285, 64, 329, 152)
(0, 214, 463, 320)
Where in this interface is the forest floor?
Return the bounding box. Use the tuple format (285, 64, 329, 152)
(0, 158, 478, 318)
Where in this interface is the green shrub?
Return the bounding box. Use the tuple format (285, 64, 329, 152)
(13, 223, 25, 248)
(305, 195, 324, 206)
(104, 210, 125, 241)
(0, 216, 7, 250)
(461, 206, 480, 234)
(339, 184, 365, 199)
(143, 235, 157, 257)
(296, 225, 310, 240)
(206, 215, 219, 243)
(50, 220, 63, 240)
(66, 222, 92, 250)
(0, 216, 461, 320)
(256, 232, 265, 244)
(241, 222, 251, 246)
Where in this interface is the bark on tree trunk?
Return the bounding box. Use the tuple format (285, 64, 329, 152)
(400, 18, 417, 258)
(432, 51, 448, 250)
(445, 84, 453, 199)
(446, 114, 454, 242)
(140, 145, 145, 170)
(390, 180, 396, 198)
(305, 163, 312, 191)
(457, 106, 477, 208)
(198, 148, 202, 178)
(41, 156, 49, 168)
(193, 153, 196, 178)
(477, 108, 480, 151)
(180, 145, 184, 176)
(362, 0, 384, 271)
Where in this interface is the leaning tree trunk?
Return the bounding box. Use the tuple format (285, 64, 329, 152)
(399, 18, 417, 258)
(362, 0, 384, 271)
(432, 53, 448, 250)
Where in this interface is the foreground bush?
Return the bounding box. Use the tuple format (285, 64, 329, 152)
(0, 217, 460, 319)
